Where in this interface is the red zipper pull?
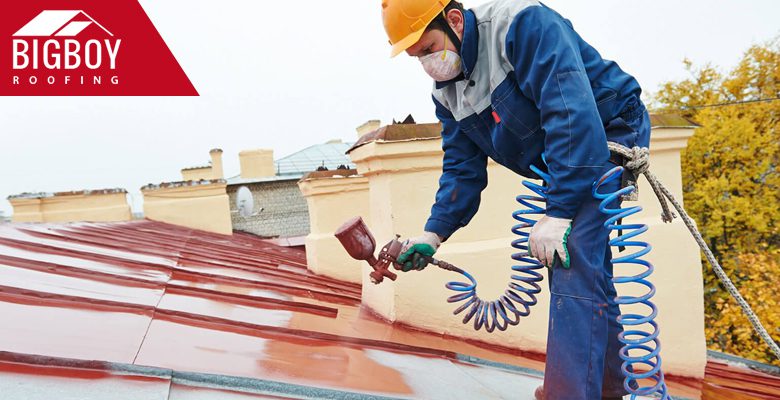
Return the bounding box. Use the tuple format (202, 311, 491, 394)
(492, 110, 501, 124)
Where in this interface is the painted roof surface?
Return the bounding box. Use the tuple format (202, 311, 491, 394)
(0, 220, 777, 399)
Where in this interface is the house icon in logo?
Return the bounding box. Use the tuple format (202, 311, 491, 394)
(13, 10, 113, 37)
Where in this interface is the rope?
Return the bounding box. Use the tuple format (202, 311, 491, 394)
(607, 141, 780, 360)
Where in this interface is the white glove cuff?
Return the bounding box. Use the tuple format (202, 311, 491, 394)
(422, 231, 442, 249)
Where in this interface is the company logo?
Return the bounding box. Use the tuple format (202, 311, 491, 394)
(13, 10, 121, 87)
(2, 1, 197, 96)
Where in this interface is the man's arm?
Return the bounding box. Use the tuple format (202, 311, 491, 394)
(424, 96, 489, 240)
(506, 6, 609, 219)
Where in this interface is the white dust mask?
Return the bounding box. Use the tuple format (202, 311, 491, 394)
(419, 49, 462, 82)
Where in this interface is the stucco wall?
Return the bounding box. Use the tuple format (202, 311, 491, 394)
(182, 168, 213, 181)
(299, 171, 368, 283)
(9, 191, 131, 223)
(346, 126, 706, 378)
(239, 149, 275, 179)
(8, 197, 44, 222)
(142, 181, 232, 235)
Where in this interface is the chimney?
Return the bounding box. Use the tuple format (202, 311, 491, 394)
(239, 149, 275, 179)
(209, 148, 224, 179)
(356, 120, 381, 137)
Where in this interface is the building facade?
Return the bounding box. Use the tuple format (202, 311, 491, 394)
(227, 140, 355, 238)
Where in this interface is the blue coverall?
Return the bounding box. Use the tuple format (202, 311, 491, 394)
(423, 1, 651, 398)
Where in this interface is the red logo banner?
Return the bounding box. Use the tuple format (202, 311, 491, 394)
(1, 0, 198, 96)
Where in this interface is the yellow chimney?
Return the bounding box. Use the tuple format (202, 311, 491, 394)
(356, 120, 381, 137)
(239, 149, 275, 179)
(209, 148, 224, 179)
(181, 167, 211, 181)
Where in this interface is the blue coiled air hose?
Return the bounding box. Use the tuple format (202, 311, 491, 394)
(444, 165, 549, 333)
(593, 166, 670, 400)
(441, 163, 670, 398)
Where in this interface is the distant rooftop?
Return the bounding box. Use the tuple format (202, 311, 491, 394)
(275, 140, 355, 175)
(649, 114, 700, 129)
(227, 140, 355, 185)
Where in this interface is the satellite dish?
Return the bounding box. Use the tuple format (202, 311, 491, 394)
(234, 186, 261, 218)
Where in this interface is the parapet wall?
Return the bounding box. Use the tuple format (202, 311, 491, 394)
(8, 188, 131, 223)
(141, 180, 232, 235)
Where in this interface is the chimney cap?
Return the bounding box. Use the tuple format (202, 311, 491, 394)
(209, 148, 223, 154)
(356, 120, 382, 137)
(141, 179, 226, 191)
(347, 122, 442, 154)
(238, 148, 274, 156)
(54, 188, 128, 197)
(7, 192, 54, 200)
(181, 164, 211, 171)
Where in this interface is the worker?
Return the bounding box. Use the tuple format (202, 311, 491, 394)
(383, 0, 650, 399)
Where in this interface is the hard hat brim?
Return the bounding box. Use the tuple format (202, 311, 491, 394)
(390, 27, 427, 58)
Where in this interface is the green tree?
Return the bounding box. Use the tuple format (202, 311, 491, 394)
(652, 38, 779, 365)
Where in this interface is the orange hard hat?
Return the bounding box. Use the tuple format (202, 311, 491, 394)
(382, 0, 451, 57)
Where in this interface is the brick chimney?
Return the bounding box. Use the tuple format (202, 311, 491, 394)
(239, 149, 275, 179)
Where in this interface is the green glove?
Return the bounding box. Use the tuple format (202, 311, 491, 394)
(397, 232, 441, 272)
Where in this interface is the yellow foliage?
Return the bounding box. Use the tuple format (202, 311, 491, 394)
(708, 252, 780, 366)
(652, 37, 780, 365)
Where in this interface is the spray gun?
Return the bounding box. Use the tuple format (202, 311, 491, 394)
(334, 215, 543, 333)
(334, 217, 459, 284)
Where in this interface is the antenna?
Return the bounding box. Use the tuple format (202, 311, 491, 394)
(233, 186, 261, 218)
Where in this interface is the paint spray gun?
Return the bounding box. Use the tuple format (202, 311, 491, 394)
(334, 217, 459, 284)
(334, 215, 546, 334)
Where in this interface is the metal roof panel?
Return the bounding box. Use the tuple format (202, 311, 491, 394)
(0, 220, 776, 399)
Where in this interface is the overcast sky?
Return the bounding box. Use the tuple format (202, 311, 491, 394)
(1, 0, 778, 216)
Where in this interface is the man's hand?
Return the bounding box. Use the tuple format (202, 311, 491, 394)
(529, 216, 572, 268)
(397, 232, 442, 272)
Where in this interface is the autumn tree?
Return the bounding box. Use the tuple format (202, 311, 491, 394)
(653, 38, 779, 365)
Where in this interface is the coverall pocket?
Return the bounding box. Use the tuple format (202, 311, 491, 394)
(593, 86, 618, 122)
(490, 80, 540, 139)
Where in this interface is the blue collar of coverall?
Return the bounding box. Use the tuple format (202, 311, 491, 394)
(435, 9, 478, 89)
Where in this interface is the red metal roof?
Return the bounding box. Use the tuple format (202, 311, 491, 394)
(0, 219, 777, 399)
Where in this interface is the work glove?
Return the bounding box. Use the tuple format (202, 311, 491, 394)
(397, 232, 442, 272)
(529, 216, 572, 269)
